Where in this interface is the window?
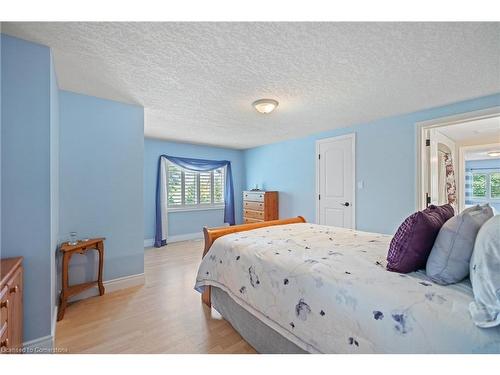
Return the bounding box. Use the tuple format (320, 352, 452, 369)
(167, 163, 225, 209)
(491, 172, 500, 199)
(472, 173, 487, 198)
(471, 171, 500, 200)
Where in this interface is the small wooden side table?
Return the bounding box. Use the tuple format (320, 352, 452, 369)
(57, 237, 105, 321)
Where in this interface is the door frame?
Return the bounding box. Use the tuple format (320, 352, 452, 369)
(416, 106, 500, 212)
(315, 133, 356, 228)
(428, 128, 457, 207)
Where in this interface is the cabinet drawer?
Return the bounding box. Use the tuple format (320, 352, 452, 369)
(244, 201, 264, 211)
(244, 209, 264, 219)
(0, 301, 7, 332)
(244, 217, 263, 224)
(0, 286, 7, 302)
(0, 325, 8, 353)
(6, 268, 22, 351)
(0, 287, 8, 322)
(243, 191, 265, 202)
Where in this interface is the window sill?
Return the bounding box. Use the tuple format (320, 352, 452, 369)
(469, 196, 500, 201)
(167, 205, 225, 213)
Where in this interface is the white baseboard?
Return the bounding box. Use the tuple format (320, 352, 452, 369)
(144, 232, 203, 248)
(22, 307, 58, 352)
(51, 305, 57, 341)
(23, 334, 54, 353)
(68, 272, 145, 303)
(168, 232, 204, 243)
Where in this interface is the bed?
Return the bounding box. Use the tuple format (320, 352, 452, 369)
(195, 217, 500, 353)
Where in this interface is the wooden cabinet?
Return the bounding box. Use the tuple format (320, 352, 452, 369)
(0, 257, 23, 354)
(243, 191, 278, 224)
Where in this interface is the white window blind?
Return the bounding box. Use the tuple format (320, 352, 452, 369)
(167, 163, 225, 208)
(167, 163, 182, 206)
(214, 168, 225, 204)
(199, 171, 212, 204)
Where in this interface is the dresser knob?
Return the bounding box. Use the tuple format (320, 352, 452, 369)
(0, 300, 8, 309)
(0, 338, 8, 348)
(10, 285, 19, 294)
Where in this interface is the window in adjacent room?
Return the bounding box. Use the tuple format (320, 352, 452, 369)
(490, 172, 500, 199)
(167, 163, 225, 209)
(472, 173, 487, 198)
(471, 171, 500, 200)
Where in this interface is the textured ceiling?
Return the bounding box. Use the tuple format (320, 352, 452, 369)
(3, 22, 500, 149)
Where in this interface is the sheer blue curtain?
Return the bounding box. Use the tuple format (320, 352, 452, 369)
(155, 155, 235, 247)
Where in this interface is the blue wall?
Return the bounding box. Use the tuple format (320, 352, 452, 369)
(144, 138, 245, 240)
(0, 30, 2, 253)
(466, 159, 500, 170)
(49, 52, 59, 322)
(59, 91, 144, 283)
(466, 158, 500, 212)
(1, 34, 58, 342)
(244, 93, 500, 235)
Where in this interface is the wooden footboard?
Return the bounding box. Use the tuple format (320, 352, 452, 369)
(201, 216, 306, 306)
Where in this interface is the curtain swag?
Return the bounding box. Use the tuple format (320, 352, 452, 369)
(154, 155, 235, 247)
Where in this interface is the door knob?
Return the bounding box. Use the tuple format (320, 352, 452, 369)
(340, 202, 350, 207)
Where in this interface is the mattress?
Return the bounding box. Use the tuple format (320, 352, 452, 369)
(211, 287, 307, 353)
(195, 223, 500, 353)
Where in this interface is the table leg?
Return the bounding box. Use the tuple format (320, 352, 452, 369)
(97, 242, 105, 296)
(57, 252, 71, 321)
(201, 286, 211, 307)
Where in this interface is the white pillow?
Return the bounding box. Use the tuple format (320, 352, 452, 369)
(469, 215, 500, 328)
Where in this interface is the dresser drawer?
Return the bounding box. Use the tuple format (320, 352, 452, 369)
(0, 287, 8, 351)
(244, 201, 264, 211)
(0, 324, 8, 352)
(0, 286, 8, 319)
(0, 321, 7, 342)
(244, 217, 263, 224)
(0, 300, 7, 333)
(244, 209, 264, 220)
(243, 191, 265, 202)
(0, 286, 7, 302)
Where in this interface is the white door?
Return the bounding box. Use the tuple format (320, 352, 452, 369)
(316, 134, 355, 228)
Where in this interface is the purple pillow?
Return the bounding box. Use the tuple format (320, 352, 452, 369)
(387, 204, 454, 273)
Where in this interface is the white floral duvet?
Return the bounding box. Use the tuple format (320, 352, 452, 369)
(195, 223, 500, 353)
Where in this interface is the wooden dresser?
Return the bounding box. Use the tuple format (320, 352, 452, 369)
(0, 257, 23, 354)
(243, 191, 279, 223)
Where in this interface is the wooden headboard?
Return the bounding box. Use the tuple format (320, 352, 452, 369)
(200, 216, 306, 306)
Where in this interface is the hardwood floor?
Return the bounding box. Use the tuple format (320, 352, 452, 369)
(55, 240, 257, 353)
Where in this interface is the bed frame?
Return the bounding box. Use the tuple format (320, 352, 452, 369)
(201, 216, 306, 306)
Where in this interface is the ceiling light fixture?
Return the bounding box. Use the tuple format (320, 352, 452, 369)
(487, 151, 500, 157)
(252, 98, 279, 114)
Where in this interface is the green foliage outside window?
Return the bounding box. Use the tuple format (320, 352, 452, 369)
(491, 172, 500, 199)
(472, 174, 486, 198)
(167, 164, 182, 205)
(214, 169, 224, 203)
